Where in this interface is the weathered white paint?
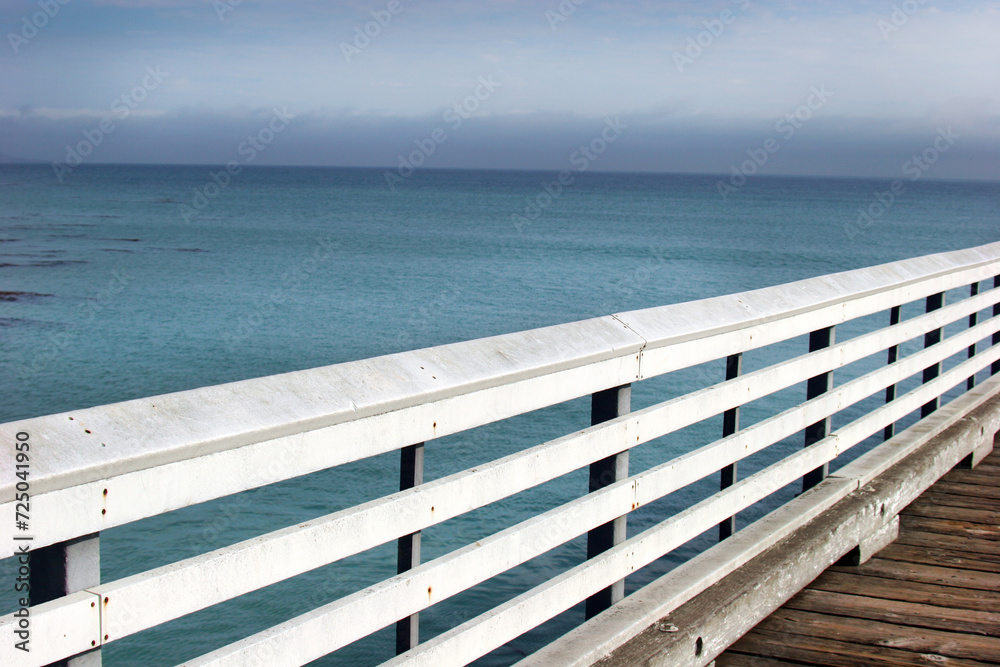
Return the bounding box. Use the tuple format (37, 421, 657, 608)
(0, 317, 645, 498)
(0, 591, 100, 667)
(0, 349, 642, 557)
(630, 245, 1000, 378)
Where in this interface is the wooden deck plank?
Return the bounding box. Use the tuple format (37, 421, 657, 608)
(756, 608, 1000, 662)
(783, 588, 1000, 638)
(875, 543, 1000, 573)
(830, 557, 1000, 591)
(902, 499, 1000, 523)
(931, 480, 1000, 499)
(715, 653, 813, 667)
(726, 628, 996, 667)
(895, 530, 1000, 556)
(907, 489, 1000, 508)
(906, 493, 1000, 516)
(900, 515, 1000, 540)
(941, 469, 1000, 486)
(808, 570, 1000, 612)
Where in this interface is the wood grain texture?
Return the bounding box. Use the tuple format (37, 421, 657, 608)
(718, 448, 1000, 666)
(783, 588, 1000, 637)
(807, 570, 1000, 612)
(901, 498, 1000, 523)
(900, 515, 1000, 540)
(756, 608, 1000, 662)
(876, 543, 1000, 571)
(726, 628, 996, 667)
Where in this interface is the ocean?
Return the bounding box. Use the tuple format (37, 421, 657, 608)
(2, 164, 999, 665)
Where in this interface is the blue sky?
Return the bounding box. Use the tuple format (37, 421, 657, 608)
(2, 0, 999, 179)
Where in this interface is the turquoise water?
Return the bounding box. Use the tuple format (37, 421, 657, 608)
(2, 164, 999, 665)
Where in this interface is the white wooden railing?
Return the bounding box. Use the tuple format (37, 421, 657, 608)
(3, 241, 1000, 666)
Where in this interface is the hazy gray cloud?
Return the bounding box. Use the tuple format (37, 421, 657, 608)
(4, 106, 997, 182)
(2, 0, 998, 178)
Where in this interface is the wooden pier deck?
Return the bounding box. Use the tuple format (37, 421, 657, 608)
(718, 447, 1000, 667)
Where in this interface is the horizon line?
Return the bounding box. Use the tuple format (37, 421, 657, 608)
(3, 160, 999, 185)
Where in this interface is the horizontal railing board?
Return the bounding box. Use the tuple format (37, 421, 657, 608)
(0, 352, 640, 557)
(624, 250, 1000, 393)
(0, 316, 645, 503)
(834, 414, 997, 491)
(27, 293, 999, 645)
(643, 280, 1000, 389)
(630, 313, 1000, 470)
(170, 330, 1000, 667)
(633, 255, 1000, 379)
(0, 591, 101, 667)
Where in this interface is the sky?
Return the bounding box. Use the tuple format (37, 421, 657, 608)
(1, 0, 999, 179)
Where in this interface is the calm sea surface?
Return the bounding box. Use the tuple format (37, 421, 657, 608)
(2, 164, 999, 665)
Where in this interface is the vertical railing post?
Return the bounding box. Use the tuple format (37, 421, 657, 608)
(968, 282, 980, 391)
(395, 443, 424, 655)
(883, 306, 902, 440)
(585, 384, 631, 620)
(30, 534, 101, 666)
(719, 353, 742, 541)
(993, 276, 1000, 376)
(921, 292, 945, 417)
(803, 326, 835, 492)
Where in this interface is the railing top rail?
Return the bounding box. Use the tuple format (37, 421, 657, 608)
(0, 316, 644, 501)
(2, 240, 999, 504)
(623, 240, 1000, 353)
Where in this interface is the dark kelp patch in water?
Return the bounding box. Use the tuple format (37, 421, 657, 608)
(0, 291, 54, 301)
